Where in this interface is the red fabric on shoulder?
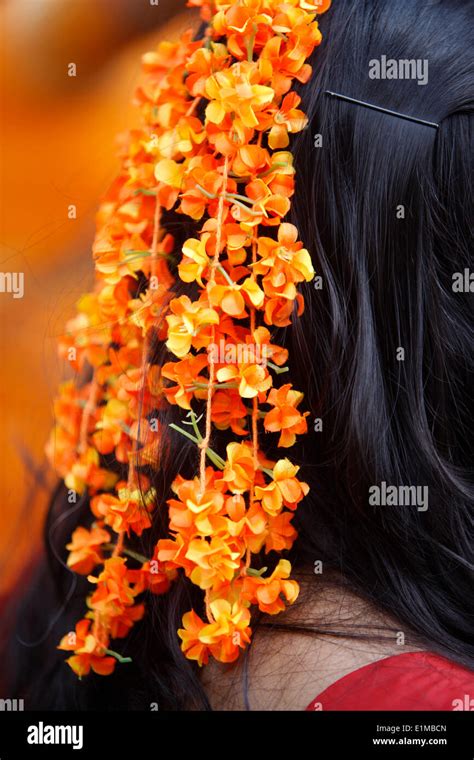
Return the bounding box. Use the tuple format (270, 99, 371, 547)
(305, 652, 474, 711)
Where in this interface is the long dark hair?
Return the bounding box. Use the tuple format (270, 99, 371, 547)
(2, 0, 473, 710)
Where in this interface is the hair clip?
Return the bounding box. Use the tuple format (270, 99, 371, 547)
(325, 91, 439, 129)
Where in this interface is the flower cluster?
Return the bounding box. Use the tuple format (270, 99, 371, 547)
(49, 0, 331, 676)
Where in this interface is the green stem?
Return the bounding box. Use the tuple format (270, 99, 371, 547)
(103, 543, 149, 564)
(259, 162, 289, 177)
(227, 163, 290, 182)
(133, 188, 157, 196)
(205, 449, 226, 470)
(194, 185, 262, 217)
(169, 423, 199, 445)
(105, 649, 132, 664)
(246, 24, 257, 62)
(195, 184, 217, 199)
(124, 250, 171, 262)
(246, 566, 268, 577)
(225, 191, 255, 203)
(217, 264, 235, 287)
(267, 361, 289, 374)
(227, 198, 262, 217)
(169, 424, 225, 469)
(191, 381, 238, 390)
(188, 411, 203, 442)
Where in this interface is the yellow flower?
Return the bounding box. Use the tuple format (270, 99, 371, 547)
(242, 559, 299, 614)
(208, 276, 264, 318)
(166, 295, 220, 358)
(154, 158, 186, 189)
(217, 362, 272, 398)
(222, 441, 257, 492)
(178, 600, 252, 665)
(273, 458, 309, 507)
(199, 599, 252, 662)
(178, 233, 212, 286)
(205, 62, 275, 128)
(185, 536, 241, 589)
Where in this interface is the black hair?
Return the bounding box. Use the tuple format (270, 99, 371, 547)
(1, 0, 473, 710)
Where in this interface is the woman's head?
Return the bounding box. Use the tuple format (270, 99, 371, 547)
(284, 0, 474, 667)
(3, 0, 473, 709)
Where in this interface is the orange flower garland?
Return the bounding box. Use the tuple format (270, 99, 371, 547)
(48, 0, 331, 678)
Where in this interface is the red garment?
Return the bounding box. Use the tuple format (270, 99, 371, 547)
(306, 652, 474, 711)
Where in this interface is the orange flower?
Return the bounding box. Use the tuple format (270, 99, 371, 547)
(265, 511, 298, 552)
(66, 525, 111, 575)
(178, 154, 237, 220)
(167, 476, 227, 537)
(232, 177, 291, 226)
(222, 442, 257, 493)
(254, 481, 283, 517)
(213, 3, 274, 61)
(166, 295, 219, 358)
(242, 559, 299, 614)
(252, 326, 288, 367)
(58, 619, 115, 677)
(64, 448, 118, 495)
(211, 389, 248, 436)
(162, 353, 208, 409)
(209, 276, 264, 317)
(127, 549, 177, 596)
(178, 599, 251, 665)
(177, 609, 210, 666)
(217, 362, 272, 398)
(157, 534, 195, 575)
(264, 383, 309, 446)
(264, 291, 305, 327)
(200, 599, 252, 662)
(226, 499, 269, 554)
(205, 63, 275, 129)
(255, 222, 314, 284)
(185, 536, 241, 589)
(185, 45, 229, 98)
(115, 363, 164, 418)
(178, 233, 212, 286)
(92, 397, 131, 461)
(231, 144, 271, 178)
(88, 557, 138, 617)
(273, 458, 309, 507)
(266, 92, 308, 149)
(255, 458, 309, 514)
(154, 158, 185, 201)
(107, 604, 145, 639)
(91, 485, 155, 536)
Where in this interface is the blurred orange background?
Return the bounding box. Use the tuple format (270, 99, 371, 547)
(0, 0, 199, 593)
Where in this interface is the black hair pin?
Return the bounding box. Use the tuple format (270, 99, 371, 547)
(325, 91, 439, 129)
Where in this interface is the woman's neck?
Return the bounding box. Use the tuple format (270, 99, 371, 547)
(200, 569, 422, 710)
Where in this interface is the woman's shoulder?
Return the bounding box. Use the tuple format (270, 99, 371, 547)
(306, 651, 474, 711)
